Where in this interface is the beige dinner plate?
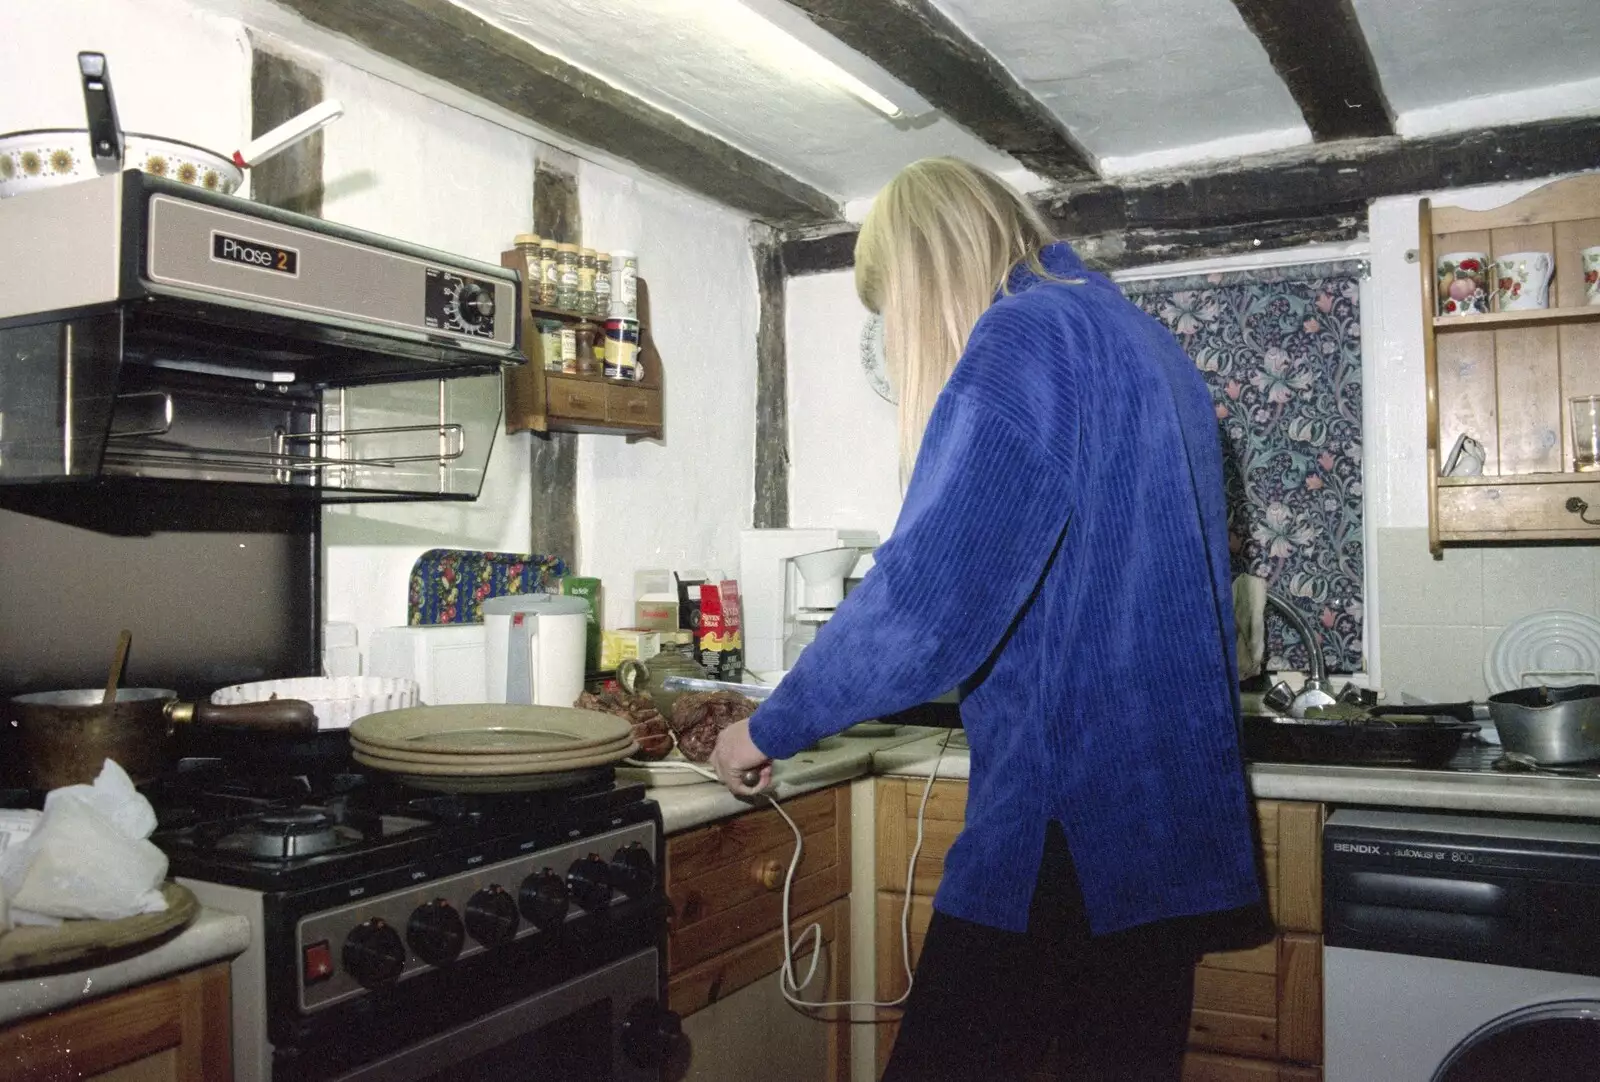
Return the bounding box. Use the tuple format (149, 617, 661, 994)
(349, 732, 635, 767)
(350, 704, 631, 756)
(353, 741, 638, 777)
(381, 768, 615, 795)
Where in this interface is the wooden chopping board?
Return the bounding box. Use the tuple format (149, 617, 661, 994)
(0, 883, 199, 979)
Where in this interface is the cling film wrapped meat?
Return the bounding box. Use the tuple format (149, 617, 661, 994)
(574, 688, 673, 760)
(668, 690, 759, 763)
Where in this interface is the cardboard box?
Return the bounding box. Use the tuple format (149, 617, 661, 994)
(559, 577, 603, 673)
(601, 628, 661, 671)
(635, 593, 680, 632)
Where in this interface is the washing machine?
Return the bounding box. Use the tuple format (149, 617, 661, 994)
(1324, 809, 1600, 1081)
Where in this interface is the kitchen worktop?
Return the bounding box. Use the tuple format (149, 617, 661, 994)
(0, 906, 250, 1028)
(650, 728, 931, 834)
(874, 729, 1600, 818)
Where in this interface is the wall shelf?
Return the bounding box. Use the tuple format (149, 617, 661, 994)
(1422, 174, 1600, 556)
(1434, 306, 1600, 332)
(498, 248, 664, 442)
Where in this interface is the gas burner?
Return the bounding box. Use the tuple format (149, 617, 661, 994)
(248, 810, 340, 859)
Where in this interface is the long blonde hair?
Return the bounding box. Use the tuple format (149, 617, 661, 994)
(854, 158, 1057, 476)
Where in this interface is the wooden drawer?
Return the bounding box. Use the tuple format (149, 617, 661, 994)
(875, 778, 966, 895)
(0, 963, 232, 1081)
(606, 385, 660, 427)
(545, 376, 607, 421)
(1181, 1052, 1283, 1081)
(1438, 477, 1600, 540)
(666, 786, 850, 974)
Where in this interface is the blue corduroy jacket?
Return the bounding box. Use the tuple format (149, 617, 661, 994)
(749, 242, 1260, 935)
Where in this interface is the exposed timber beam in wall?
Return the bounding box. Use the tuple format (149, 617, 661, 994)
(271, 0, 839, 224)
(783, 0, 1098, 181)
(752, 231, 789, 529)
(1228, 0, 1393, 140)
(783, 114, 1600, 273)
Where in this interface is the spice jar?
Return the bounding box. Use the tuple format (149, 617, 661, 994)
(513, 234, 541, 299)
(534, 319, 563, 372)
(610, 250, 638, 319)
(594, 253, 612, 320)
(537, 238, 558, 307)
(558, 324, 579, 375)
(574, 321, 601, 376)
(577, 248, 598, 316)
(603, 317, 640, 381)
(556, 243, 580, 311)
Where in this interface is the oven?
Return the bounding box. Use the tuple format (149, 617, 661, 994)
(160, 776, 678, 1082)
(329, 948, 665, 1082)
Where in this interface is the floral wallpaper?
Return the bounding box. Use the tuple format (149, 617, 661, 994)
(1124, 262, 1366, 673)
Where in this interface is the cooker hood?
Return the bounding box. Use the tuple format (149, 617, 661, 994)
(0, 171, 522, 515)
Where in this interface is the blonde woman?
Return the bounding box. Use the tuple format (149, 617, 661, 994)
(711, 159, 1260, 1080)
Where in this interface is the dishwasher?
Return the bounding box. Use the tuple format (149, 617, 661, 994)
(1324, 809, 1600, 1081)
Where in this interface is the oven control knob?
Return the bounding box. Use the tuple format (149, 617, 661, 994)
(406, 900, 465, 966)
(567, 854, 614, 914)
(465, 885, 520, 946)
(342, 918, 406, 988)
(620, 999, 683, 1068)
(519, 869, 570, 930)
(609, 843, 656, 898)
(454, 282, 494, 329)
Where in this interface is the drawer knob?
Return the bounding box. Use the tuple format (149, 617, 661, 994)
(1567, 496, 1600, 526)
(751, 858, 783, 891)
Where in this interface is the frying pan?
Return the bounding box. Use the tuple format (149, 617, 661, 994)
(1241, 713, 1478, 768)
(1373, 686, 1600, 765)
(5, 687, 318, 790)
(0, 52, 341, 200)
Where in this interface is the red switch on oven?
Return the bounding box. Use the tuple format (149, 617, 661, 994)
(303, 940, 334, 984)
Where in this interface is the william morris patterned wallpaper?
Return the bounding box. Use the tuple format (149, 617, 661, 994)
(1124, 262, 1366, 673)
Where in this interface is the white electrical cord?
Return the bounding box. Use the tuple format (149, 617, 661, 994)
(626, 727, 953, 1015)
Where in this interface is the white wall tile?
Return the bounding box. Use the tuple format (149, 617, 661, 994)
(1378, 625, 1489, 702)
(1376, 528, 1483, 626)
(1480, 546, 1600, 627)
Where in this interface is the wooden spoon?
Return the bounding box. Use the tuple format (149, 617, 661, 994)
(102, 629, 132, 709)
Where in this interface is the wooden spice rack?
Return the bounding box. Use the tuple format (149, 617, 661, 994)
(499, 248, 664, 441)
(1421, 173, 1600, 556)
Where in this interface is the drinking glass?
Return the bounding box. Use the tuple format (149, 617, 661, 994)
(1573, 396, 1600, 472)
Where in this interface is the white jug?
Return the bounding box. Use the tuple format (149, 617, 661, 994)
(482, 594, 590, 707)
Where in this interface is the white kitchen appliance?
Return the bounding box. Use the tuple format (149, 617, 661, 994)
(369, 624, 489, 705)
(739, 528, 879, 678)
(1324, 809, 1600, 1081)
(483, 594, 589, 708)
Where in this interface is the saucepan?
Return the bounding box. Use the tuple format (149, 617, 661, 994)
(5, 687, 318, 790)
(0, 52, 342, 200)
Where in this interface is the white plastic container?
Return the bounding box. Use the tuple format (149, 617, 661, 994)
(368, 625, 489, 706)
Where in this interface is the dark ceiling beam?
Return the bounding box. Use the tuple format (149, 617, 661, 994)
(270, 0, 839, 224)
(783, 0, 1097, 181)
(1228, 0, 1393, 140)
(783, 114, 1600, 273)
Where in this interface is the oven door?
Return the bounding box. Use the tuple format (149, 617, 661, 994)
(327, 949, 674, 1082)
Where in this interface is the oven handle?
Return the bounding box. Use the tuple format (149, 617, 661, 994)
(329, 948, 667, 1082)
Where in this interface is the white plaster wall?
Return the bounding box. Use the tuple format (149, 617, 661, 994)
(0, 0, 250, 155)
(574, 165, 760, 628)
(783, 271, 900, 540)
(315, 64, 539, 654)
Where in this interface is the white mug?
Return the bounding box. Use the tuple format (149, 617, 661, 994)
(1493, 251, 1555, 311)
(1582, 246, 1600, 307)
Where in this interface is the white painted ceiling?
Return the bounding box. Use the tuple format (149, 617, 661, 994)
(454, 0, 1021, 197)
(935, 0, 1310, 173)
(1350, 0, 1600, 135)
(450, 0, 1600, 206)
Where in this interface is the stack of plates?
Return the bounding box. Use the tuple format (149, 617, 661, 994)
(349, 705, 637, 793)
